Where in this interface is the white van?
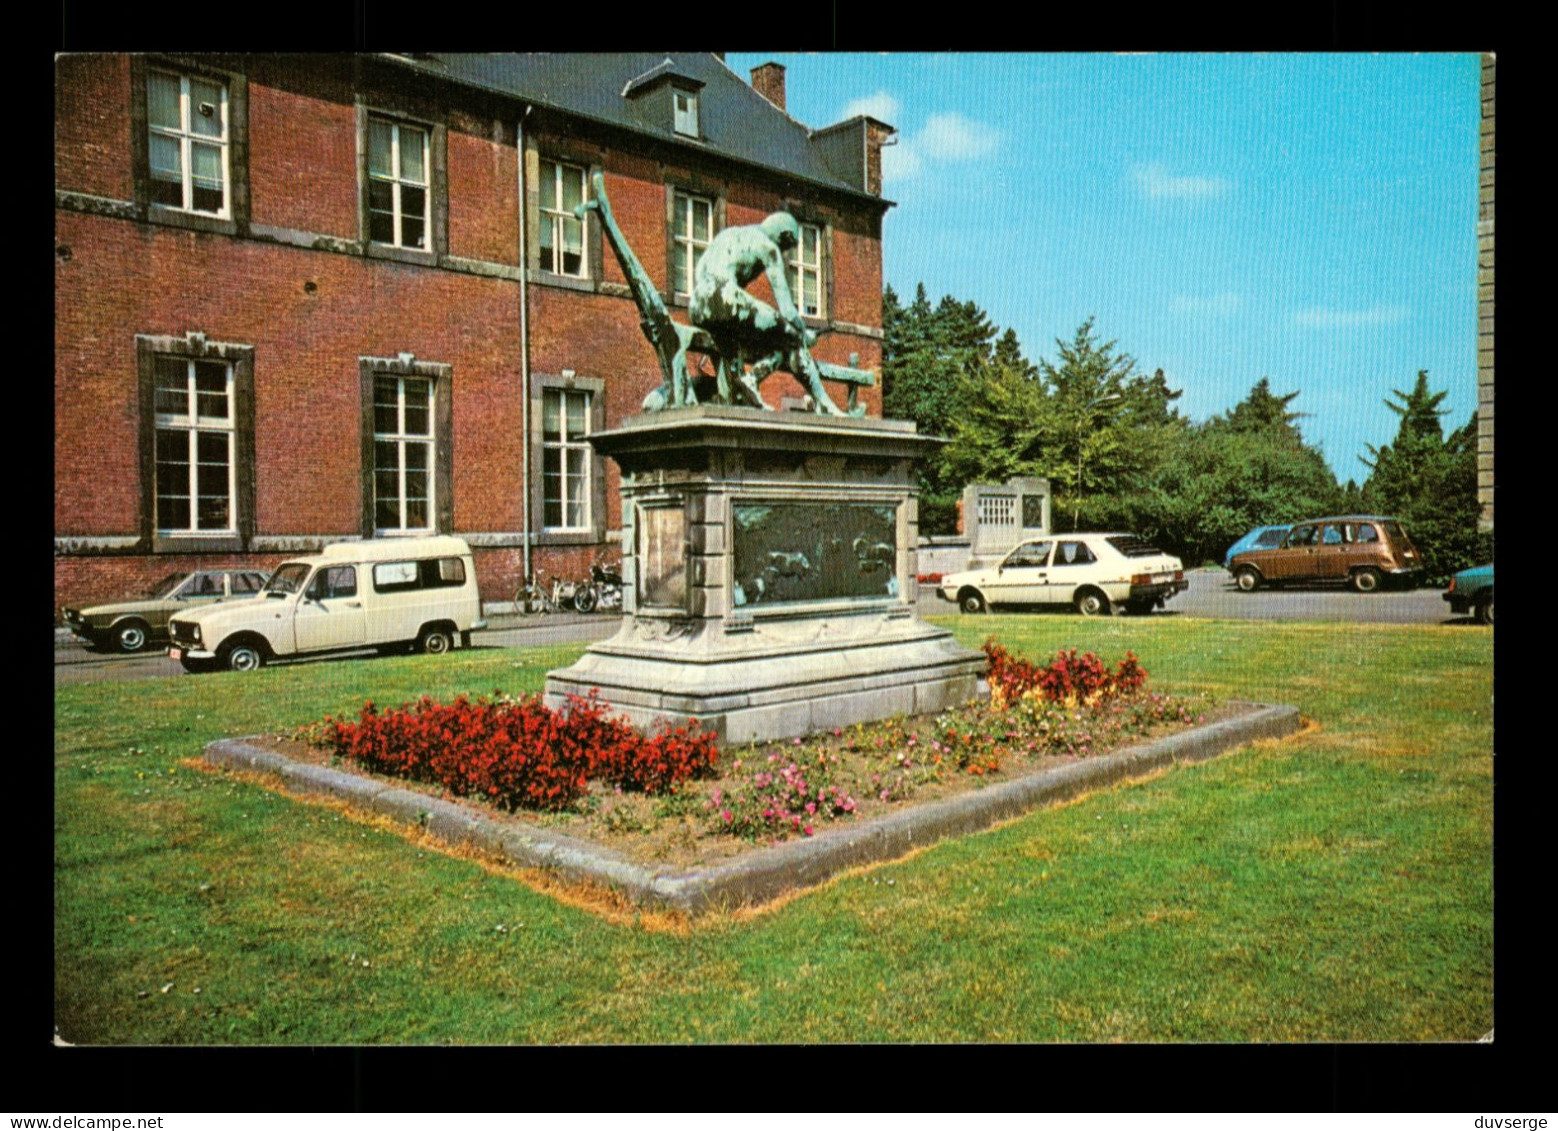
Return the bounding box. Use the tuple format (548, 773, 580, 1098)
(167, 536, 485, 672)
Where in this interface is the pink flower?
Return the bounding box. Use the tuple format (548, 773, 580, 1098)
(805, 801, 816, 815)
(804, 825, 814, 836)
(722, 809, 733, 823)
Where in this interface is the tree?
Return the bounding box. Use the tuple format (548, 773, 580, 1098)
(1037, 320, 1186, 531)
(942, 350, 1056, 488)
(1222, 376, 1308, 436)
(942, 318, 1189, 535)
(1133, 379, 1342, 565)
(881, 284, 997, 436)
(881, 284, 1005, 533)
(1360, 371, 1490, 581)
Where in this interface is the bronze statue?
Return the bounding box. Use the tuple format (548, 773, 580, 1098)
(574, 172, 874, 415)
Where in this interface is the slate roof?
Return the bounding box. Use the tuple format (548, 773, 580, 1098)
(379, 52, 889, 206)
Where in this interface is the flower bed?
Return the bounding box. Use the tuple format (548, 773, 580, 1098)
(297, 641, 1213, 869)
(319, 691, 719, 812)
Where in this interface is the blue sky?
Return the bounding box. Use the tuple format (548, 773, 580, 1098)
(726, 53, 1482, 482)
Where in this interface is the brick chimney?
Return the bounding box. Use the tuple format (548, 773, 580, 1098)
(865, 120, 894, 197)
(751, 62, 786, 112)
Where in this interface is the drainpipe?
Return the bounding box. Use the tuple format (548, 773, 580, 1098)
(517, 106, 533, 583)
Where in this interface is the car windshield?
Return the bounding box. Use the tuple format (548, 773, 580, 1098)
(263, 564, 311, 597)
(148, 572, 190, 599)
(1256, 528, 1289, 547)
(1105, 536, 1163, 558)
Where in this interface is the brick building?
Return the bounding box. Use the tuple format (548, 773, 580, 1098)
(54, 53, 896, 613)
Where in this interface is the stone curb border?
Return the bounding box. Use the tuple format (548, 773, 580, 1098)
(205, 700, 1300, 914)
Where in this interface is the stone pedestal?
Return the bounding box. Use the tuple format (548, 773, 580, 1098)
(544, 405, 984, 743)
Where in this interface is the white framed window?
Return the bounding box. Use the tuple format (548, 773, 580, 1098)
(539, 159, 588, 277)
(146, 69, 230, 216)
(673, 89, 699, 137)
(542, 388, 592, 531)
(673, 191, 714, 297)
(373, 374, 435, 533)
(153, 357, 236, 534)
(367, 117, 430, 250)
(787, 221, 823, 318)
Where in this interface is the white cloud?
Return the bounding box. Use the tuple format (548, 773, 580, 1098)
(1293, 304, 1410, 328)
(917, 112, 1001, 161)
(839, 90, 902, 124)
(1172, 292, 1241, 317)
(1133, 162, 1231, 200)
(882, 141, 923, 182)
(869, 107, 1002, 185)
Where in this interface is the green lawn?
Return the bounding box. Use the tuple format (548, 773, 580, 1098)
(54, 615, 1492, 1043)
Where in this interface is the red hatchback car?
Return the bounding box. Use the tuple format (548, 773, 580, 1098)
(1229, 515, 1423, 593)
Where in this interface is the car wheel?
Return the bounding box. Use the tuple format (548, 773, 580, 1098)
(417, 626, 454, 655)
(218, 640, 266, 672)
(572, 584, 599, 615)
(1235, 566, 1261, 592)
(1351, 567, 1383, 593)
(1475, 595, 1493, 625)
(113, 619, 151, 653)
(958, 588, 988, 615)
(1075, 589, 1111, 617)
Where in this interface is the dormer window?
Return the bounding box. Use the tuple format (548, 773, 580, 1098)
(673, 89, 699, 137)
(622, 60, 705, 141)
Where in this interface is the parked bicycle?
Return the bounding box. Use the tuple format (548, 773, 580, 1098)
(513, 574, 555, 615)
(517, 561, 622, 615)
(552, 573, 590, 613)
(572, 557, 624, 615)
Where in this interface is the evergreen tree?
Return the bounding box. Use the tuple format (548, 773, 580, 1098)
(1036, 319, 1186, 531)
(1222, 376, 1307, 435)
(993, 327, 1039, 381)
(881, 284, 1004, 533)
(942, 317, 1189, 535)
(1360, 371, 1490, 580)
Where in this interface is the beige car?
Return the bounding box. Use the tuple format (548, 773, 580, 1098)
(168, 536, 484, 672)
(1229, 515, 1422, 593)
(938, 533, 1188, 616)
(62, 568, 271, 653)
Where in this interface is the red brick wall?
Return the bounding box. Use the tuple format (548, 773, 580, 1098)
(248, 59, 358, 239)
(55, 55, 132, 200)
(448, 115, 519, 266)
(55, 55, 888, 614)
(599, 161, 670, 292)
(54, 213, 527, 539)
